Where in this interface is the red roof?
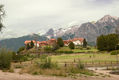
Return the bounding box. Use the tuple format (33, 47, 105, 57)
(47, 38, 56, 45)
(72, 38, 84, 42)
(63, 40, 72, 45)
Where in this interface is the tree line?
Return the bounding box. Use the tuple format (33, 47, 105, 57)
(97, 34, 119, 51)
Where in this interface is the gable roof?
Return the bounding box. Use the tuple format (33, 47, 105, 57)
(72, 38, 84, 42)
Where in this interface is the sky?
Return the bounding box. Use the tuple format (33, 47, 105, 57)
(0, 0, 119, 39)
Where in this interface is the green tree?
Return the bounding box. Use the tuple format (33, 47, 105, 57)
(57, 37, 64, 47)
(30, 40, 34, 48)
(26, 44, 31, 50)
(106, 34, 119, 51)
(69, 42, 75, 49)
(97, 34, 119, 51)
(83, 38, 87, 48)
(97, 35, 107, 51)
(0, 5, 5, 31)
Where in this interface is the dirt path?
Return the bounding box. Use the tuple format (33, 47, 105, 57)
(0, 69, 119, 80)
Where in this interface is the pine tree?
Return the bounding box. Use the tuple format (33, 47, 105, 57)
(69, 42, 75, 49)
(83, 39, 87, 48)
(30, 40, 34, 48)
(57, 37, 64, 47)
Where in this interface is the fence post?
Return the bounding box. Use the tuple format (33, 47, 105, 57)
(64, 62, 67, 67)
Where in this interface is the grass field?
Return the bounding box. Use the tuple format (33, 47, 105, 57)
(50, 53, 119, 63)
(56, 46, 98, 53)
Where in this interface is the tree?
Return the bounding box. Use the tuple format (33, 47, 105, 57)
(106, 34, 118, 51)
(97, 34, 119, 51)
(0, 5, 5, 31)
(69, 42, 75, 49)
(26, 44, 31, 50)
(30, 40, 34, 48)
(57, 37, 64, 47)
(52, 42, 59, 51)
(97, 35, 107, 51)
(83, 38, 87, 48)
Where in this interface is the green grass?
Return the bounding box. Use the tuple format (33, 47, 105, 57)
(56, 46, 98, 53)
(51, 53, 119, 63)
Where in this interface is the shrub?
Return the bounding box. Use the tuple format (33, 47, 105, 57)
(12, 53, 28, 62)
(86, 47, 91, 50)
(17, 46, 25, 53)
(111, 50, 119, 55)
(44, 46, 52, 53)
(52, 42, 60, 51)
(69, 42, 75, 49)
(38, 56, 58, 69)
(77, 60, 85, 69)
(55, 51, 73, 54)
(0, 48, 12, 69)
(39, 54, 48, 62)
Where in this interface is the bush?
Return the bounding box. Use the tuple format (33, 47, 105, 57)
(38, 56, 58, 69)
(0, 48, 13, 69)
(12, 53, 28, 62)
(86, 47, 91, 50)
(52, 42, 60, 51)
(77, 60, 85, 69)
(17, 46, 25, 53)
(44, 46, 52, 53)
(111, 50, 119, 55)
(69, 42, 75, 49)
(55, 51, 73, 54)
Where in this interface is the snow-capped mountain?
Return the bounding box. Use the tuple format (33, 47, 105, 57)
(44, 15, 119, 44)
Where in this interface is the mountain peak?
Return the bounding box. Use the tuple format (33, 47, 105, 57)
(103, 15, 118, 19)
(97, 15, 119, 23)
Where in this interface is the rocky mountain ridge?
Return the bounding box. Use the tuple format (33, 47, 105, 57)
(45, 15, 119, 44)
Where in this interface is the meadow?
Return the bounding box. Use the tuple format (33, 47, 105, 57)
(51, 53, 119, 63)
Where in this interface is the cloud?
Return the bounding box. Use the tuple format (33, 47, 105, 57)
(1, 0, 119, 38)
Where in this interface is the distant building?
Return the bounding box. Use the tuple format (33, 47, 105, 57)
(72, 38, 84, 46)
(47, 39, 57, 45)
(24, 38, 84, 48)
(24, 40, 40, 48)
(63, 40, 72, 46)
(63, 38, 84, 46)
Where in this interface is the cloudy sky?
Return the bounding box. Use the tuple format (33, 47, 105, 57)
(0, 0, 119, 39)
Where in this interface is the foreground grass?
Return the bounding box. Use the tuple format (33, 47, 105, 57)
(20, 63, 94, 77)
